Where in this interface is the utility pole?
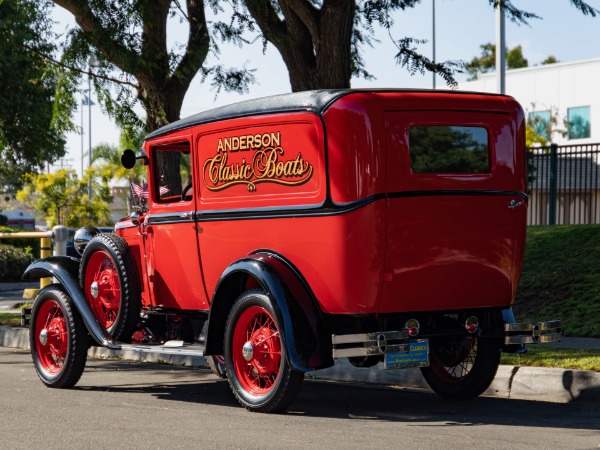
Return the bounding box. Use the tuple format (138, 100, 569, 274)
(495, 2, 506, 94)
(432, 0, 436, 89)
(88, 75, 93, 198)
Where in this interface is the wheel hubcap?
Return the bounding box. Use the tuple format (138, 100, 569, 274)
(242, 341, 254, 361)
(90, 281, 99, 299)
(39, 328, 48, 346)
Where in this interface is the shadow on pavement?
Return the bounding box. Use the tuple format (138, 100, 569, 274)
(61, 357, 600, 431)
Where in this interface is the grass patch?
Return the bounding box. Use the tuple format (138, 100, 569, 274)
(0, 312, 22, 327)
(501, 346, 600, 371)
(514, 225, 600, 338)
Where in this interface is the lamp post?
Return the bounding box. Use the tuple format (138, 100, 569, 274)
(495, 2, 506, 94)
(432, 0, 436, 89)
(87, 55, 99, 199)
(81, 90, 85, 178)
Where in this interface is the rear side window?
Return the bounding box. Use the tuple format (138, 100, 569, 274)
(409, 126, 489, 173)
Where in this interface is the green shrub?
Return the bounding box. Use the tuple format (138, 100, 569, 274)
(0, 225, 41, 256)
(0, 244, 35, 280)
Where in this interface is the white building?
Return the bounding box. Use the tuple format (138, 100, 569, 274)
(459, 57, 600, 145)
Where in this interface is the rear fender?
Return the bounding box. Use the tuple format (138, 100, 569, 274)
(23, 256, 120, 349)
(205, 252, 333, 372)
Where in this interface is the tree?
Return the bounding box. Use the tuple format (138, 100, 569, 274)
(91, 125, 148, 216)
(467, 43, 529, 80)
(53, 0, 599, 133)
(0, 0, 75, 192)
(52, 0, 256, 132)
(16, 169, 112, 227)
(542, 56, 559, 65)
(233, 0, 464, 90)
(233, 0, 598, 91)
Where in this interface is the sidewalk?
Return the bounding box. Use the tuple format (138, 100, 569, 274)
(2, 281, 600, 403)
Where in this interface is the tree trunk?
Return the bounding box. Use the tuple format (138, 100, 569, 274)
(53, 0, 210, 132)
(245, 0, 355, 91)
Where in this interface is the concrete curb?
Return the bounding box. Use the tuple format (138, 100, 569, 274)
(3, 325, 600, 403)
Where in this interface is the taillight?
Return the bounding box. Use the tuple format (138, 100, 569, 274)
(465, 316, 479, 334)
(405, 319, 420, 337)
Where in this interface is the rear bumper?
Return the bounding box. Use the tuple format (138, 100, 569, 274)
(503, 320, 562, 345)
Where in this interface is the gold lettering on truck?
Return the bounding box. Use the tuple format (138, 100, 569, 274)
(203, 131, 313, 192)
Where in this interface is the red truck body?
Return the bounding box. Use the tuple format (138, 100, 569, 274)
(24, 90, 560, 412)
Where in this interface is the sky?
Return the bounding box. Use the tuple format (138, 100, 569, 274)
(52, 0, 600, 177)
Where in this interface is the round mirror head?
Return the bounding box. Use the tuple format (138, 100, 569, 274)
(121, 149, 137, 169)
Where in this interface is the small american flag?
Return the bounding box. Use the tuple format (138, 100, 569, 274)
(130, 182, 148, 199)
(159, 185, 170, 196)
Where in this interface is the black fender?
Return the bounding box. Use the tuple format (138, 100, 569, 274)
(22, 256, 120, 350)
(204, 251, 334, 372)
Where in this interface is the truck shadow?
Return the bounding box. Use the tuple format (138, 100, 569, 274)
(75, 360, 600, 431)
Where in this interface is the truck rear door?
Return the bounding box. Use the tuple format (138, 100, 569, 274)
(379, 109, 527, 313)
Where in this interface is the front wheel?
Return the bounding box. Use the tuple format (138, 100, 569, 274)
(420, 336, 500, 400)
(79, 233, 140, 342)
(224, 289, 304, 413)
(30, 285, 88, 388)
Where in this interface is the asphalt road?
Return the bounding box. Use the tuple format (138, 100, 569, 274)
(2, 347, 599, 449)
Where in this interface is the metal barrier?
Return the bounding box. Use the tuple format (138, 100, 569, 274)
(0, 225, 69, 292)
(527, 143, 600, 225)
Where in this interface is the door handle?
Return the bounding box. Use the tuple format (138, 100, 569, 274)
(508, 199, 523, 209)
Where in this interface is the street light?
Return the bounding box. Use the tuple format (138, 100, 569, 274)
(87, 55, 99, 199)
(432, 0, 436, 89)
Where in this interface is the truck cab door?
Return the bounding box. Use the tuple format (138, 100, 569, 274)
(143, 138, 209, 311)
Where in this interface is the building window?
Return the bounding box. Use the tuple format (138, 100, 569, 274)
(409, 126, 489, 173)
(567, 106, 591, 140)
(528, 110, 551, 141)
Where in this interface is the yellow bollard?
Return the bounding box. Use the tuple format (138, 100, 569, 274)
(40, 237, 51, 288)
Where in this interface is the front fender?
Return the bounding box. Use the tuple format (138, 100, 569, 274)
(23, 256, 120, 349)
(205, 252, 333, 372)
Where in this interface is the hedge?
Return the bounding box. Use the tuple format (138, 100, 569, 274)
(0, 244, 35, 280)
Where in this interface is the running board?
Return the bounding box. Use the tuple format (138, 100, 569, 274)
(117, 341, 206, 357)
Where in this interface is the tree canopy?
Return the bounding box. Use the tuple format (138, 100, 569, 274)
(16, 169, 112, 227)
(52, 0, 256, 132)
(45, 0, 600, 134)
(466, 43, 529, 80)
(0, 0, 75, 192)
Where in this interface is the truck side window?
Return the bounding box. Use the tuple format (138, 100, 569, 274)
(409, 126, 489, 174)
(153, 142, 192, 203)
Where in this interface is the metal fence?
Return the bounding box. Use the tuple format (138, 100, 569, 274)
(527, 143, 600, 225)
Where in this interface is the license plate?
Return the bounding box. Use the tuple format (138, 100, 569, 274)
(384, 339, 429, 369)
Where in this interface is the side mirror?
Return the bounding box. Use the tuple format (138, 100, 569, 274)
(121, 149, 148, 169)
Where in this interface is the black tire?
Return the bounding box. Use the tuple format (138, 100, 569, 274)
(420, 335, 501, 400)
(224, 289, 304, 413)
(79, 233, 141, 342)
(30, 285, 88, 388)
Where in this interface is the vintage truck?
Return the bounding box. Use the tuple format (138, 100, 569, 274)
(24, 89, 561, 412)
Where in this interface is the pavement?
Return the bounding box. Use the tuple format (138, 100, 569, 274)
(2, 281, 600, 403)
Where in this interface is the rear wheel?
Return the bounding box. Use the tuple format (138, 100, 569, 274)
(30, 285, 88, 388)
(79, 233, 140, 341)
(420, 335, 500, 399)
(225, 289, 304, 412)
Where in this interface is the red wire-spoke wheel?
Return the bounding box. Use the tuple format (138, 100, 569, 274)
(225, 289, 304, 413)
(30, 285, 88, 388)
(232, 306, 282, 395)
(79, 233, 141, 342)
(421, 335, 501, 400)
(35, 299, 67, 374)
(84, 250, 121, 329)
